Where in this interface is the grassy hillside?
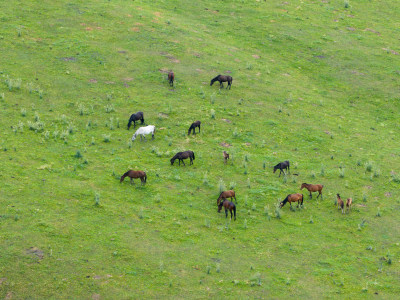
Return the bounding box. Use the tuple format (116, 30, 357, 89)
(1, 0, 400, 298)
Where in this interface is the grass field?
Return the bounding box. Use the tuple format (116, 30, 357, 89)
(1, 0, 400, 298)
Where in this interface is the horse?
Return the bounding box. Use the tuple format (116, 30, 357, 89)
(280, 193, 304, 208)
(223, 151, 229, 164)
(336, 194, 345, 214)
(217, 190, 236, 205)
(300, 183, 324, 199)
(273, 160, 290, 177)
(188, 121, 201, 135)
(131, 125, 155, 142)
(168, 71, 174, 86)
(170, 151, 195, 166)
(218, 199, 236, 220)
(120, 170, 147, 185)
(210, 75, 232, 89)
(127, 112, 144, 130)
(346, 197, 352, 213)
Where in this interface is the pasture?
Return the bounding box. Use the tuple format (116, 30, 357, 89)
(1, 0, 400, 298)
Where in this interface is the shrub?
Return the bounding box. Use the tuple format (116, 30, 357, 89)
(219, 178, 226, 193)
(94, 193, 100, 207)
(229, 181, 236, 190)
(250, 273, 261, 286)
(344, 0, 350, 8)
(243, 219, 247, 229)
(365, 161, 373, 172)
(105, 104, 115, 113)
(376, 208, 381, 217)
(275, 204, 281, 219)
(75, 150, 82, 158)
(339, 168, 345, 178)
(20, 108, 26, 117)
(264, 206, 271, 221)
(103, 134, 111, 143)
(210, 109, 215, 119)
(320, 165, 325, 176)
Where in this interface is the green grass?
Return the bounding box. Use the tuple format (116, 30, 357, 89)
(1, 0, 400, 298)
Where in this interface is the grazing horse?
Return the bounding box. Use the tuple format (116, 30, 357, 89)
(218, 199, 236, 220)
(346, 197, 353, 213)
(273, 160, 290, 177)
(170, 151, 195, 166)
(336, 194, 345, 214)
(210, 75, 232, 89)
(168, 71, 174, 86)
(120, 170, 147, 185)
(127, 111, 144, 129)
(223, 151, 229, 164)
(188, 121, 201, 135)
(131, 125, 155, 141)
(300, 183, 324, 199)
(217, 190, 236, 205)
(280, 193, 304, 208)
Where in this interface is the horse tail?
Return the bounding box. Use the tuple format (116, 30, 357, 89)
(301, 194, 304, 205)
(192, 151, 195, 160)
(140, 112, 144, 124)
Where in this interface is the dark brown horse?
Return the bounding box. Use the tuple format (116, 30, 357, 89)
(223, 151, 229, 164)
(273, 160, 290, 177)
(218, 199, 236, 220)
(210, 75, 232, 89)
(217, 190, 236, 205)
(168, 71, 174, 86)
(170, 151, 195, 166)
(188, 121, 201, 135)
(301, 183, 324, 199)
(280, 193, 304, 208)
(120, 170, 147, 185)
(127, 112, 144, 129)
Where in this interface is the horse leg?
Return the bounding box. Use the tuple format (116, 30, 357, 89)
(152, 132, 154, 140)
(182, 159, 185, 166)
(130, 178, 133, 185)
(199, 125, 200, 133)
(279, 169, 282, 177)
(225, 208, 228, 218)
(309, 191, 312, 199)
(143, 135, 147, 142)
(230, 209, 233, 219)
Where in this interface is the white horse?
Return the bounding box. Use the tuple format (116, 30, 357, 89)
(131, 125, 155, 141)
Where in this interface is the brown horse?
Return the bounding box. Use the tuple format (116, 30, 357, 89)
(170, 151, 195, 166)
(346, 197, 353, 213)
(336, 194, 345, 214)
(168, 71, 174, 86)
(301, 183, 324, 199)
(218, 199, 236, 220)
(188, 121, 201, 135)
(210, 75, 232, 89)
(280, 193, 304, 208)
(217, 190, 236, 205)
(223, 151, 229, 164)
(120, 170, 147, 185)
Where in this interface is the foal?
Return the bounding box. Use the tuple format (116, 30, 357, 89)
(336, 194, 345, 214)
(223, 151, 229, 164)
(120, 170, 147, 185)
(188, 121, 201, 135)
(210, 75, 233, 89)
(218, 199, 236, 220)
(301, 183, 324, 199)
(346, 197, 352, 213)
(168, 71, 174, 86)
(279, 193, 304, 208)
(273, 161, 290, 177)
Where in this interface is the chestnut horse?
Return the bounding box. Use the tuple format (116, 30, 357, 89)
(280, 193, 304, 208)
(168, 71, 174, 86)
(120, 170, 147, 185)
(346, 197, 353, 213)
(217, 190, 236, 205)
(210, 75, 232, 89)
(188, 121, 201, 135)
(336, 194, 345, 214)
(218, 199, 236, 220)
(301, 183, 324, 199)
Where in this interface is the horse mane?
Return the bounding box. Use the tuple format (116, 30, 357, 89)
(122, 170, 131, 177)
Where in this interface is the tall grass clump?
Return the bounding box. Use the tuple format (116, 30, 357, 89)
(218, 178, 226, 193)
(94, 193, 100, 207)
(103, 134, 111, 143)
(365, 161, 373, 172)
(391, 173, 400, 183)
(376, 208, 381, 217)
(339, 167, 345, 178)
(74, 150, 82, 159)
(275, 204, 281, 219)
(203, 172, 209, 186)
(20, 108, 26, 117)
(250, 273, 261, 286)
(320, 165, 325, 176)
(105, 104, 115, 113)
(264, 206, 271, 220)
(210, 109, 215, 119)
(229, 181, 236, 190)
(344, 0, 350, 8)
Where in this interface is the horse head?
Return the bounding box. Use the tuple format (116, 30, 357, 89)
(300, 183, 306, 189)
(131, 134, 137, 141)
(170, 158, 175, 165)
(273, 166, 278, 173)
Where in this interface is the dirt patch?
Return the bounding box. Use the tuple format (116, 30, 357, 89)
(105, 81, 114, 84)
(193, 52, 201, 58)
(89, 79, 97, 83)
(234, 58, 241, 62)
(0, 278, 6, 285)
(123, 77, 133, 82)
(351, 70, 365, 76)
(154, 12, 162, 17)
(159, 68, 169, 73)
(382, 48, 399, 55)
(364, 185, 373, 189)
(282, 73, 291, 76)
(92, 294, 100, 300)
(324, 130, 331, 135)
(357, 204, 367, 207)
(364, 28, 380, 35)
(196, 69, 203, 73)
(221, 118, 231, 123)
(252, 54, 260, 59)
(158, 112, 169, 119)
(225, 70, 232, 73)
(245, 143, 251, 146)
(220, 142, 231, 148)
(385, 192, 392, 197)
(130, 27, 140, 32)
(61, 57, 76, 61)
(347, 27, 356, 31)
(117, 50, 127, 54)
(26, 247, 44, 259)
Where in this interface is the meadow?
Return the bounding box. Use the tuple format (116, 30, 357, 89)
(1, 0, 400, 298)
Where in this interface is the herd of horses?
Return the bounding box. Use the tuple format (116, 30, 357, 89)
(120, 72, 352, 220)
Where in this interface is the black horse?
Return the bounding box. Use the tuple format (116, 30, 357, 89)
(127, 112, 144, 130)
(170, 151, 195, 166)
(188, 121, 201, 135)
(210, 75, 232, 89)
(273, 160, 290, 177)
(168, 71, 174, 87)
